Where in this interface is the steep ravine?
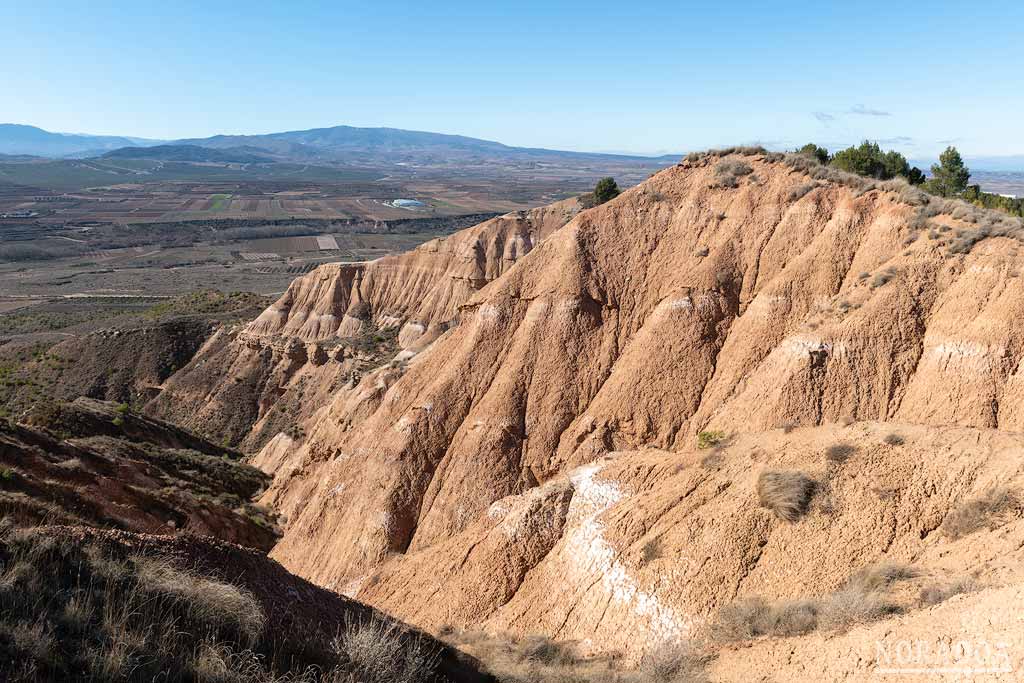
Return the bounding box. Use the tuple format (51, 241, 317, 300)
(171, 151, 1024, 670)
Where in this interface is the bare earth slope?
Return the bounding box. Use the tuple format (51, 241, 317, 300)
(148, 199, 579, 450)
(177, 151, 1024, 678)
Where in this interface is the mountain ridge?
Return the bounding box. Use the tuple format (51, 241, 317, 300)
(1, 122, 680, 163)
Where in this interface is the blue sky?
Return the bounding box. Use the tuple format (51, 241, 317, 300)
(2, 1, 1022, 157)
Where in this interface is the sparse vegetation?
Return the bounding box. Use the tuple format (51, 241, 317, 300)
(696, 430, 726, 449)
(709, 596, 819, 643)
(795, 144, 829, 165)
(787, 182, 817, 201)
(442, 628, 709, 683)
(710, 562, 917, 643)
(335, 615, 440, 683)
(941, 487, 1021, 539)
(700, 451, 723, 469)
(919, 577, 978, 606)
(882, 432, 905, 446)
(638, 641, 710, 683)
(0, 524, 452, 682)
(710, 159, 753, 189)
(825, 443, 856, 463)
(757, 470, 816, 522)
(580, 177, 621, 208)
(870, 267, 897, 288)
(640, 538, 663, 564)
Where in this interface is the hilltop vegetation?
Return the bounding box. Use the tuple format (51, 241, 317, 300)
(798, 140, 1024, 217)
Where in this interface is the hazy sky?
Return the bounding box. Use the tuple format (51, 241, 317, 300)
(3, 1, 1022, 157)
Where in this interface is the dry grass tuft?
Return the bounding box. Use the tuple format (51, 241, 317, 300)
(641, 538, 663, 565)
(817, 588, 900, 632)
(700, 452, 724, 470)
(757, 470, 816, 522)
(882, 432, 905, 446)
(334, 616, 440, 683)
(870, 267, 897, 288)
(709, 597, 819, 643)
(825, 443, 856, 463)
(842, 563, 919, 594)
(135, 557, 265, 640)
(941, 487, 1021, 539)
(444, 629, 711, 683)
(710, 562, 917, 643)
(638, 640, 710, 683)
(710, 159, 754, 188)
(919, 577, 978, 606)
(787, 182, 817, 201)
(0, 523, 450, 682)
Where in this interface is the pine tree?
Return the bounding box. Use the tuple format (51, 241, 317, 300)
(927, 146, 971, 197)
(593, 177, 620, 205)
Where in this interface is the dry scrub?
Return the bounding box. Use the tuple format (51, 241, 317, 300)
(710, 159, 753, 188)
(824, 443, 856, 464)
(941, 487, 1021, 539)
(0, 523, 442, 682)
(709, 563, 917, 643)
(443, 629, 709, 683)
(919, 577, 978, 606)
(757, 470, 816, 522)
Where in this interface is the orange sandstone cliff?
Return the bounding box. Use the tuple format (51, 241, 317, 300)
(164, 151, 1024, 678)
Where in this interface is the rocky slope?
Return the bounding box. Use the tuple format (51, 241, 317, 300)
(147, 198, 580, 449)
(171, 150, 1024, 677)
(0, 398, 278, 549)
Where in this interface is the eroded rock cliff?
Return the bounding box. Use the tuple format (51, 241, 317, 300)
(172, 151, 1024, 673)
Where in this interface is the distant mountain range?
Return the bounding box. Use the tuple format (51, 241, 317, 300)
(101, 144, 276, 164)
(0, 124, 162, 157)
(0, 123, 679, 165)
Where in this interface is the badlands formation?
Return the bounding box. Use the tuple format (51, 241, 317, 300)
(157, 150, 1024, 680)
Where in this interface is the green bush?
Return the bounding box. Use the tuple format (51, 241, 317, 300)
(696, 430, 726, 449)
(593, 177, 620, 205)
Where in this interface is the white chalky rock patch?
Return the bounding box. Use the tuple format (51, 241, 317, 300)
(693, 293, 718, 315)
(776, 337, 836, 362)
(555, 298, 582, 319)
(478, 303, 501, 322)
(746, 294, 790, 319)
(494, 483, 564, 541)
(563, 463, 693, 640)
(658, 297, 693, 314)
(925, 340, 1004, 372)
(341, 575, 366, 598)
(525, 300, 550, 322)
(488, 500, 512, 519)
